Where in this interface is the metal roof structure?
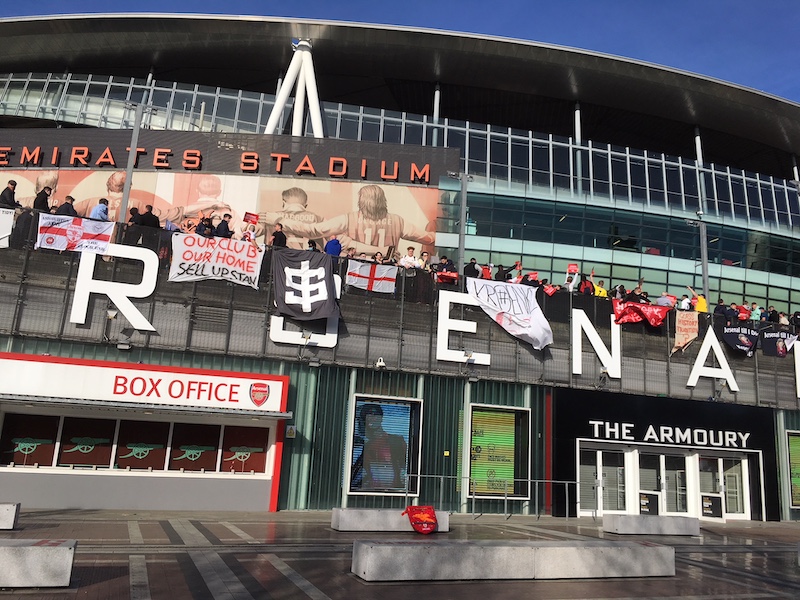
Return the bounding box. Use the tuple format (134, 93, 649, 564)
(1, 14, 799, 176)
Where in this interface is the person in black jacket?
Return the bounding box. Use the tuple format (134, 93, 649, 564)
(138, 205, 161, 252)
(32, 186, 53, 213)
(0, 180, 19, 209)
(55, 196, 78, 216)
(215, 213, 234, 238)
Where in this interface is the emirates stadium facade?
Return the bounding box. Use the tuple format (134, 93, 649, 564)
(1, 14, 800, 521)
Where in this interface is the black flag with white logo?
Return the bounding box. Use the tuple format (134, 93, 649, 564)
(272, 248, 339, 320)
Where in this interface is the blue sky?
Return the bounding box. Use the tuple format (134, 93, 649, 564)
(2, 0, 799, 103)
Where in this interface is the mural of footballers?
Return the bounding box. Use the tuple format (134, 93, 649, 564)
(259, 183, 436, 255)
(259, 187, 323, 249)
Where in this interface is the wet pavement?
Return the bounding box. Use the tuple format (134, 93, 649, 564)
(1, 510, 800, 599)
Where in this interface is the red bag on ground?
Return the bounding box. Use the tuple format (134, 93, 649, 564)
(401, 505, 438, 534)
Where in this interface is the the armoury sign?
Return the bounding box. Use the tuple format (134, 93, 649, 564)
(587, 420, 751, 448)
(66, 243, 800, 397)
(0, 129, 459, 184)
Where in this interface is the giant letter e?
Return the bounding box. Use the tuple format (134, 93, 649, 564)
(70, 243, 158, 332)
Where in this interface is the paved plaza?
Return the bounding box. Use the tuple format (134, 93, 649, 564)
(2, 510, 800, 599)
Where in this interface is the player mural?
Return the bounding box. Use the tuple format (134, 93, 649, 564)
(0, 169, 439, 256)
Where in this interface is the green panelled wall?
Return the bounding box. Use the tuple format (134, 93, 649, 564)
(1, 336, 549, 514)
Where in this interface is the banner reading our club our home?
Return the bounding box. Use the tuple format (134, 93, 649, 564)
(35, 214, 115, 253)
(169, 233, 265, 289)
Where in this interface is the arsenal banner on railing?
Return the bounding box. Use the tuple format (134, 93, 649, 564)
(273, 248, 339, 320)
(466, 278, 553, 350)
(346, 260, 397, 293)
(761, 326, 798, 357)
(720, 323, 759, 357)
(169, 233, 265, 290)
(612, 299, 671, 327)
(35, 214, 115, 254)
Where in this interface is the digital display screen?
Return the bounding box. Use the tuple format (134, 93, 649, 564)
(788, 432, 800, 507)
(349, 397, 418, 494)
(470, 408, 516, 495)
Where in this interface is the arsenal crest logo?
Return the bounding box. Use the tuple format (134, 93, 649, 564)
(250, 382, 270, 407)
(66, 224, 83, 249)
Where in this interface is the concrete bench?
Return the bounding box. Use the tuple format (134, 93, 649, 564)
(603, 514, 700, 536)
(351, 539, 675, 581)
(0, 539, 77, 587)
(332, 508, 450, 532)
(0, 503, 20, 530)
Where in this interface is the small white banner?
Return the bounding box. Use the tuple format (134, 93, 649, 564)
(35, 214, 115, 253)
(346, 260, 398, 293)
(0, 353, 288, 414)
(0, 208, 13, 249)
(466, 278, 553, 350)
(169, 233, 265, 289)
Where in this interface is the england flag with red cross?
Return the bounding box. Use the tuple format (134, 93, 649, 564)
(35, 214, 115, 254)
(346, 260, 398, 294)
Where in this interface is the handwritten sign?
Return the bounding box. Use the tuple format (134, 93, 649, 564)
(169, 233, 265, 289)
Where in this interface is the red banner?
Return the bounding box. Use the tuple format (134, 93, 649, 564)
(612, 299, 671, 327)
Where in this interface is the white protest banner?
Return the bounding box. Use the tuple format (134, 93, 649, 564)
(466, 278, 553, 350)
(0, 208, 13, 248)
(346, 259, 397, 293)
(35, 214, 115, 253)
(169, 233, 265, 289)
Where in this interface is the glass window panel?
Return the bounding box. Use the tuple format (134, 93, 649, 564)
(237, 99, 259, 126)
(383, 120, 401, 144)
(2, 81, 26, 106)
(682, 166, 699, 210)
(404, 121, 423, 145)
(115, 420, 170, 470)
(533, 143, 550, 187)
(731, 179, 747, 219)
(602, 451, 626, 511)
(647, 162, 665, 206)
(552, 144, 570, 189)
(107, 85, 130, 102)
(340, 113, 360, 140)
(0, 413, 60, 466)
(426, 125, 444, 146)
(714, 172, 732, 218)
(361, 117, 380, 142)
(746, 180, 763, 222)
(579, 449, 598, 510)
(86, 83, 107, 99)
(58, 417, 115, 468)
(760, 183, 776, 224)
(222, 426, 269, 473)
(665, 165, 682, 208)
(169, 423, 220, 472)
(510, 139, 529, 169)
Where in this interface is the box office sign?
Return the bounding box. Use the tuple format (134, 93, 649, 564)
(0, 353, 289, 414)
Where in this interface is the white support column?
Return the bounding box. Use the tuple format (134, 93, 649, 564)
(432, 84, 441, 147)
(302, 49, 325, 138)
(265, 40, 324, 138)
(292, 66, 307, 136)
(264, 45, 305, 135)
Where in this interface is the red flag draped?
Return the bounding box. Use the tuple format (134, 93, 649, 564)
(612, 299, 671, 327)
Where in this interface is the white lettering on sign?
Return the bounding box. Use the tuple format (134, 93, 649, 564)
(686, 326, 740, 391)
(589, 420, 750, 448)
(70, 243, 158, 332)
(571, 310, 621, 378)
(0, 353, 288, 413)
(436, 290, 491, 365)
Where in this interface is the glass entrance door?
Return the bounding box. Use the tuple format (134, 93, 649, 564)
(699, 456, 749, 519)
(664, 455, 688, 514)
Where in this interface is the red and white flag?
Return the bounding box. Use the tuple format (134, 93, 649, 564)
(35, 214, 115, 254)
(346, 260, 397, 293)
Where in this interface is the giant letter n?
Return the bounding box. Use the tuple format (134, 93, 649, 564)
(70, 243, 158, 332)
(571, 309, 621, 378)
